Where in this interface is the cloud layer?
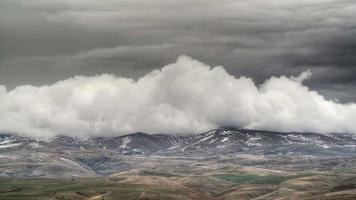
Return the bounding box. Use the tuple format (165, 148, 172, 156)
(0, 56, 355, 137)
(1, 0, 356, 102)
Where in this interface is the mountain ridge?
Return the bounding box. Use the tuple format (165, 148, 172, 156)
(1, 128, 356, 177)
(1, 128, 356, 155)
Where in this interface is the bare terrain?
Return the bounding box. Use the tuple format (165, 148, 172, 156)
(1, 128, 356, 199)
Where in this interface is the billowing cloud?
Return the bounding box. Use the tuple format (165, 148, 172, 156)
(0, 56, 355, 137)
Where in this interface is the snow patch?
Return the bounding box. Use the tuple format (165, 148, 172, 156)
(120, 137, 131, 148)
(208, 138, 217, 144)
(0, 139, 12, 145)
(245, 136, 262, 147)
(29, 142, 42, 148)
(200, 133, 215, 142)
(220, 130, 232, 135)
(0, 143, 21, 149)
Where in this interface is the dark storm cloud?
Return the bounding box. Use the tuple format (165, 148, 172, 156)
(1, 0, 356, 102)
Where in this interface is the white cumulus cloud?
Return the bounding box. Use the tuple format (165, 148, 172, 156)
(0, 55, 356, 137)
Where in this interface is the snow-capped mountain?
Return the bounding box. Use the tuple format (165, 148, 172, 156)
(1, 128, 356, 177)
(1, 128, 356, 156)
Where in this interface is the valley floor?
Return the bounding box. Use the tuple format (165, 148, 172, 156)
(2, 169, 356, 200)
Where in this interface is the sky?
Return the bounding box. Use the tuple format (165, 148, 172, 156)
(0, 0, 356, 137)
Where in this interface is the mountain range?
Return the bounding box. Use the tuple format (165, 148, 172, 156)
(1, 128, 356, 177)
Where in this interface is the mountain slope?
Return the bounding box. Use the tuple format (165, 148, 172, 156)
(1, 128, 356, 177)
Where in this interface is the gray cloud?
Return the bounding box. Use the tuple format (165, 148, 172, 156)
(0, 0, 356, 102)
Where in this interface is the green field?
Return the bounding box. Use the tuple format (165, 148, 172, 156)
(1, 173, 356, 200)
(0, 177, 185, 200)
(212, 173, 312, 185)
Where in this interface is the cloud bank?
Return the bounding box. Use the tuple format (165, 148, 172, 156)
(1, 0, 356, 102)
(0, 56, 355, 137)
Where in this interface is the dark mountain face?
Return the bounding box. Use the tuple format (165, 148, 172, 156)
(1, 128, 356, 177)
(91, 132, 176, 155)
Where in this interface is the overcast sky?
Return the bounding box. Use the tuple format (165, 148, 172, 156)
(1, 0, 356, 136)
(0, 0, 356, 103)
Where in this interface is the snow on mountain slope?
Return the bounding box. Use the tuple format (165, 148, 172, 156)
(1, 128, 356, 156)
